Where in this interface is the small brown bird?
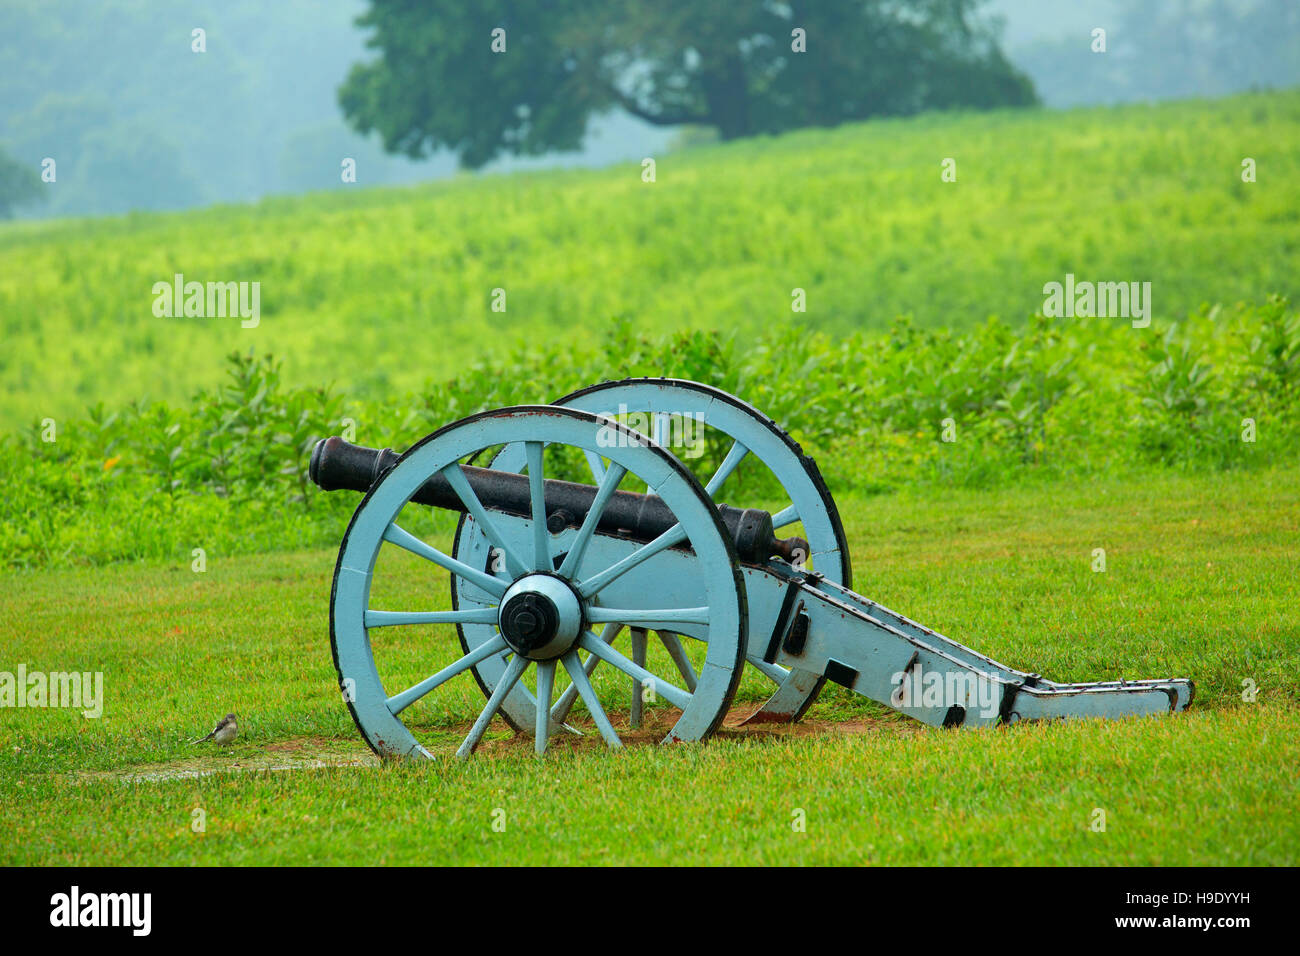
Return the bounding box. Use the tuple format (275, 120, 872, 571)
(189, 713, 238, 746)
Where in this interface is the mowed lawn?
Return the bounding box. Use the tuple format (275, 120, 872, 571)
(1, 466, 1297, 865)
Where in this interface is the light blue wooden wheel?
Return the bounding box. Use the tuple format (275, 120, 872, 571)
(330, 405, 746, 759)
(457, 379, 849, 726)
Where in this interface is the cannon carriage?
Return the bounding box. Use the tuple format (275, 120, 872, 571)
(309, 379, 1193, 759)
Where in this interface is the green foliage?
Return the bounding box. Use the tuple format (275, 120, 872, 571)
(1242, 296, 1300, 404)
(67, 351, 346, 507)
(1, 352, 355, 568)
(342, 0, 1034, 165)
(4, 91, 1299, 427)
(1135, 329, 1228, 465)
(1133, 296, 1300, 466)
(3, 297, 1297, 569)
(342, 0, 597, 168)
(0, 144, 43, 218)
(3, 91, 1299, 569)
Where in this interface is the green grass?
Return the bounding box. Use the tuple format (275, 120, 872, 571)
(3, 466, 1296, 865)
(2, 89, 1297, 867)
(2, 90, 1298, 425)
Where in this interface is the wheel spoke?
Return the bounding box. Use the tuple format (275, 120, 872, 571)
(524, 441, 551, 571)
(557, 462, 628, 580)
(747, 653, 790, 686)
(576, 523, 688, 598)
(534, 659, 555, 755)
(560, 651, 622, 748)
(441, 462, 528, 578)
(550, 623, 623, 724)
(657, 631, 699, 692)
(579, 631, 692, 710)
(586, 606, 711, 626)
(365, 607, 498, 628)
(651, 411, 669, 446)
(583, 449, 606, 484)
(705, 440, 749, 497)
(383, 522, 506, 599)
(387, 634, 508, 716)
(456, 652, 529, 758)
(770, 504, 800, 529)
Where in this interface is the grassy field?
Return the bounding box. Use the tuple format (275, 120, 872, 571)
(2, 466, 1296, 865)
(2, 90, 1299, 425)
(2, 89, 1298, 867)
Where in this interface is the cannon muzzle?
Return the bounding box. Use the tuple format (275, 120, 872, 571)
(310, 436, 807, 565)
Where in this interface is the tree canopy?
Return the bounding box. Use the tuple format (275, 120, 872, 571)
(340, 0, 1037, 169)
(0, 146, 44, 219)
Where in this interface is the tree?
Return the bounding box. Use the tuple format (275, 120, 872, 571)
(340, 0, 1037, 169)
(0, 146, 43, 219)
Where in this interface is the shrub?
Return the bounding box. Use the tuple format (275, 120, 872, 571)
(3, 298, 1296, 568)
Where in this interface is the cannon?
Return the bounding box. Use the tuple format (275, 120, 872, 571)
(311, 379, 1193, 759)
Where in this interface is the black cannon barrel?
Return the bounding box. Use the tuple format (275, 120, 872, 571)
(309, 436, 806, 565)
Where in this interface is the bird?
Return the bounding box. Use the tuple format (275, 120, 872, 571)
(189, 713, 238, 746)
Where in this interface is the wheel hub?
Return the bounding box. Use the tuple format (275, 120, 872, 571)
(498, 574, 583, 660)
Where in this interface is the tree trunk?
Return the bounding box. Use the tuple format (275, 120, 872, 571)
(702, 53, 751, 139)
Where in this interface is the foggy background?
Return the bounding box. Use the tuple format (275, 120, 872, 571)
(2, 0, 1297, 220)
